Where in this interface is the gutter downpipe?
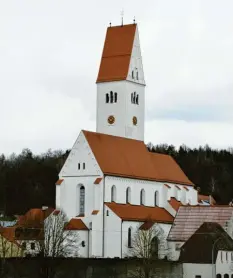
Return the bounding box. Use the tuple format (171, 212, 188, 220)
(102, 175, 105, 258)
(121, 220, 123, 258)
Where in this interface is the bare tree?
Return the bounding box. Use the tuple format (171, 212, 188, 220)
(128, 221, 167, 278)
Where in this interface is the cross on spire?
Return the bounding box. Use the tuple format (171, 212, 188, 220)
(121, 9, 124, 26)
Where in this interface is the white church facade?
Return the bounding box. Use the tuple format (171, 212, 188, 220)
(55, 23, 198, 258)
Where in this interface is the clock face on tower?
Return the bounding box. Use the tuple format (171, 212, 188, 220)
(108, 115, 115, 125)
(133, 116, 137, 125)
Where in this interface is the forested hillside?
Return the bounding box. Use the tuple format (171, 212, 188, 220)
(0, 144, 233, 216)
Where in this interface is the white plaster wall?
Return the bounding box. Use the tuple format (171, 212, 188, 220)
(96, 80, 145, 141)
(104, 204, 122, 258)
(91, 209, 104, 257)
(64, 230, 88, 258)
(56, 185, 61, 209)
(105, 176, 197, 208)
(59, 131, 102, 178)
(127, 26, 145, 85)
(183, 263, 212, 278)
(167, 241, 184, 261)
(216, 251, 233, 276)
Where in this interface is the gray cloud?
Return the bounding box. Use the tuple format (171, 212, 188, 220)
(1, 0, 233, 154)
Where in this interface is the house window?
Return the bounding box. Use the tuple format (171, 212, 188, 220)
(78, 163, 80, 170)
(114, 92, 117, 103)
(111, 185, 116, 202)
(136, 94, 139, 104)
(110, 91, 114, 103)
(31, 242, 35, 250)
(132, 70, 134, 79)
(22, 242, 26, 249)
(151, 236, 159, 258)
(80, 186, 85, 214)
(154, 191, 159, 206)
(136, 71, 139, 80)
(83, 163, 85, 170)
(106, 210, 109, 216)
(106, 93, 109, 103)
(126, 187, 131, 203)
(140, 189, 145, 205)
(128, 228, 132, 248)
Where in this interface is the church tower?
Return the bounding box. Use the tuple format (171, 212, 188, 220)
(96, 23, 145, 141)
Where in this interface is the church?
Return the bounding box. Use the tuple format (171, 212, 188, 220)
(55, 22, 198, 258)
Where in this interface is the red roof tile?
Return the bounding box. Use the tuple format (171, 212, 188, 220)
(139, 221, 155, 230)
(56, 179, 64, 185)
(83, 130, 193, 186)
(168, 206, 233, 242)
(94, 178, 102, 184)
(105, 202, 174, 224)
(198, 194, 216, 205)
(169, 197, 182, 212)
(92, 210, 99, 215)
(64, 219, 88, 231)
(96, 24, 136, 83)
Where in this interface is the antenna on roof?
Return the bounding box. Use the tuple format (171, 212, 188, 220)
(121, 9, 124, 26)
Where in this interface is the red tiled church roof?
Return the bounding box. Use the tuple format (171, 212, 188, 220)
(96, 24, 136, 83)
(83, 130, 193, 186)
(169, 197, 182, 212)
(105, 202, 174, 224)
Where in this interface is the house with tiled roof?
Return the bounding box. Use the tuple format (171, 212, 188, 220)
(55, 22, 199, 259)
(167, 206, 233, 261)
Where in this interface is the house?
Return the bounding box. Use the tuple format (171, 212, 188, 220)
(167, 206, 233, 261)
(180, 222, 233, 278)
(0, 226, 23, 258)
(55, 22, 198, 259)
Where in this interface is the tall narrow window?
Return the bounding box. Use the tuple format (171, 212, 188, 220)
(111, 185, 116, 202)
(126, 187, 131, 203)
(128, 228, 132, 247)
(83, 163, 85, 170)
(132, 70, 134, 79)
(154, 191, 159, 206)
(114, 92, 117, 103)
(140, 189, 145, 205)
(106, 93, 109, 103)
(80, 186, 85, 215)
(110, 91, 114, 103)
(224, 274, 229, 278)
(78, 163, 80, 170)
(133, 92, 136, 104)
(136, 94, 139, 105)
(131, 93, 134, 103)
(136, 71, 139, 80)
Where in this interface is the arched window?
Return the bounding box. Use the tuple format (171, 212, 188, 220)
(151, 236, 159, 258)
(126, 187, 131, 203)
(154, 191, 159, 206)
(110, 91, 114, 103)
(140, 189, 145, 205)
(216, 274, 222, 278)
(80, 186, 85, 215)
(114, 92, 117, 103)
(128, 227, 132, 247)
(224, 274, 229, 278)
(136, 94, 139, 104)
(111, 185, 116, 202)
(106, 93, 109, 103)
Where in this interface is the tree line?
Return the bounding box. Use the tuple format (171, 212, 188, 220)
(0, 143, 233, 216)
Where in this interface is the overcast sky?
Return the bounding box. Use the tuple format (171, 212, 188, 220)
(1, 0, 233, 155)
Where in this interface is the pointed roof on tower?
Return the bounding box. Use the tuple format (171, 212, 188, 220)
(96, 24, 137, 83)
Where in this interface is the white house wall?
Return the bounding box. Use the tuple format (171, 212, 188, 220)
(183, 263, 212, 278)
